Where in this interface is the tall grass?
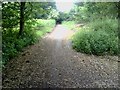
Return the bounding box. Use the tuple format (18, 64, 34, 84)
(35, 19, 55, 37)
(62, 21, 76, 30)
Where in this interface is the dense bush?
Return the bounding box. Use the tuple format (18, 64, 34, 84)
(2, 19, 55, 65)
(88, 18, 118, 35)
(72, 19, 118, 55)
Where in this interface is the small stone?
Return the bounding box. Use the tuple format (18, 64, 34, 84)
(26, 60, 30, 63)
(64, 79, 69, 82)
(59, 73, 61, 76)
(4, 79, 10, 83)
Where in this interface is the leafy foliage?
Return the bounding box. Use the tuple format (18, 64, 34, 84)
(2, 2, 56, 66)
(70, 2, 118, 23)
(2, 2, 20, 28)
(68, 2, 118, 55)
(72, 18, 118, 55)
(2, 19, 55, 65)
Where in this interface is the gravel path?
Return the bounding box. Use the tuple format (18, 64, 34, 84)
(2, 25, 119, 88)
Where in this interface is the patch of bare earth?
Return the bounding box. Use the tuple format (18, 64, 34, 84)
(2, 25, 119, 88)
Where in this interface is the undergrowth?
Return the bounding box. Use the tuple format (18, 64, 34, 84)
(72, 18, 118, 55)
(2, 19, 55, 66)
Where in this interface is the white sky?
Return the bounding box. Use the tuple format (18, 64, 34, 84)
(55, 0, 74, 12)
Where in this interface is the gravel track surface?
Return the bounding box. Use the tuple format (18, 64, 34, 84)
(2, 25, 119, 88)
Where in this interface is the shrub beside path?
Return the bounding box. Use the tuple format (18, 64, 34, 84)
(2, 25, 119, 88)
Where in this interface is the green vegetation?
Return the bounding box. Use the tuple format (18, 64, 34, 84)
(2, 1, 119, 68)
(2, 19, 55, 65)
(63, 2, 118, 55)
(62, 21, 76, 30)
(2, 2, 56, 66)
(72, 19, 118, 55)
(35, 19, 55, 37)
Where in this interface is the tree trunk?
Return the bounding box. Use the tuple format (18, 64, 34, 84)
(19, 2, 25, 36)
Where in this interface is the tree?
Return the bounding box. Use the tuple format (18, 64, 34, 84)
(2, 2, 56, 36)
(70, 2, 118, 23)
(32, 2, 56, 19)
(19, 2, 25, 36)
